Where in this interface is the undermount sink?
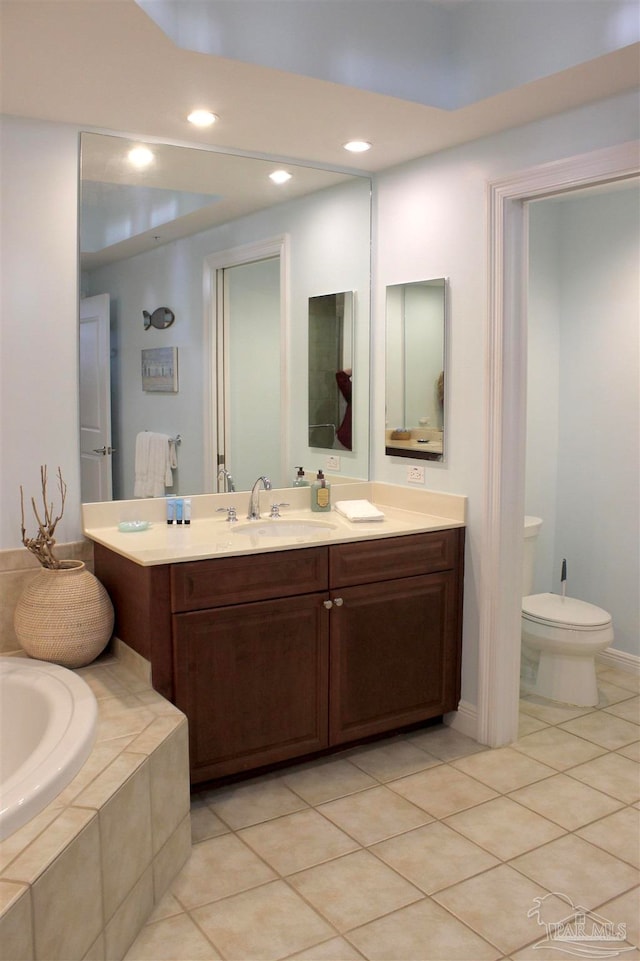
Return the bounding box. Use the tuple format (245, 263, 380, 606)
(231, 519, 337, 538)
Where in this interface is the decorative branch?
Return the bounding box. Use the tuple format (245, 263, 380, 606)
(20, 466, 67, 569)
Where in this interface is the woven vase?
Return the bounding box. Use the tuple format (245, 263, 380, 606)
(14, 560, 114, 668)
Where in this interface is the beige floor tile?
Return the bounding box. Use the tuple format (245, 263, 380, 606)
(346, 736, 441, 780)
(512, 726, 606, 770)
(285, 936, 365, 959)
(508, 772, 624, 829)
(561, 711, 640, 751)
(388, 765, 498, 818)
(568, 752, 640, 804)
(346, 896, 501, 961)
(599, 669, 640, 694)
(599, 886, 640, 952)
(281, 757, 377, 805)
(618, 740, 640, 761)
(288, 849, 423, 932)
(124, 913, 221, 960)
(444, 796, 565, 859)
(171, 833, 276, 909)
(207, 773, 308, 829)
(519, 697, 592, 725)
(559, 711, 640, 750)
(451, 747, 556, 794)
(604, 695, 640, 724)
(192, 880, 335, 961)
(577, 806, 640, 868)
(511, 833, 638, 909)
(518, 712, 548, 738)
(144, 890, 183, 924)
(370, 821, 499, 894)
(405, 725, 488, 761)
(239, 808, 359, 875)
(318, 785, 432, 846)
(432, 864, 559, 955)
(189, 800, 231, 843)
(595, 679, 640, 707)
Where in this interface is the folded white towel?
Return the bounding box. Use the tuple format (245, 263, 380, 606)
(334, 499, 385, 522)
(134, 432, 174, 498)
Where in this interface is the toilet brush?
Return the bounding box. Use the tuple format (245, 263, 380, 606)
(561, 558, 567, 597)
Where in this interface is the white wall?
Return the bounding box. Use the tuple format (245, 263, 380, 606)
(373, 90, 639, 704)
(1, 91, 638, 713)
(527, 187, 640, 656)
(0, 118, 81, 548)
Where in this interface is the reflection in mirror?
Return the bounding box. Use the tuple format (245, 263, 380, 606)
(308, 292, 353, 451)
(385, 279, 446, 462)
(79, 133, 371, 500)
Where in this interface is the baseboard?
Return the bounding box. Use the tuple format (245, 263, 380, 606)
(444, 699, 478, 740)
(597, 646, 640, 676)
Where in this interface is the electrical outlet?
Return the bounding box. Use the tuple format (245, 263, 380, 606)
(326, 455, 341, 471)
(407, 465, 425, 484)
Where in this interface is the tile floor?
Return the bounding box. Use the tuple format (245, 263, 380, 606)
(125, 666, 639, 961)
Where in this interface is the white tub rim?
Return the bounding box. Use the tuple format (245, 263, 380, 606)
(0, 655, 97, 840)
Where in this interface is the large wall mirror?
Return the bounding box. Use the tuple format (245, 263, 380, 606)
(385, 278, 446, 462)
(79, 132, 371, 501)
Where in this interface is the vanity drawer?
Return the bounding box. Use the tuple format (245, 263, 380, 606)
(171, 546, 329, 612)
(329, 530, 461, 588)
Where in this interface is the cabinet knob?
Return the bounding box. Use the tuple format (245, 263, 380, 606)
(323, 600, 333, 610)
(333, 597, 344, 607)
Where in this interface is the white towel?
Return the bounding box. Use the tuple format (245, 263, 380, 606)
(134, 432, 174, 498)
(334, 499, 385, 522)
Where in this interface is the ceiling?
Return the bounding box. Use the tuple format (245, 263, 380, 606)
(1, 0, 638, 174)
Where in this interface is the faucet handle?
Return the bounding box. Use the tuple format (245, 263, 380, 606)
(269, 502, 290, 518)
(216, 506, 238, 522)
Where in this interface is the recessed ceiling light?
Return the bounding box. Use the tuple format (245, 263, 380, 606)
(187, 109, 218, 128)
(343, 140, 372, 153)
(269, 170, 292, 185)
(127, 146, 154, 168)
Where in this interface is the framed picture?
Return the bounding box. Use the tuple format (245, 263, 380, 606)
(141, 347, 178, 392)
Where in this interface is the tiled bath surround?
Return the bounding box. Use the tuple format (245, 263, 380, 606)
(0, 625, 191, 960)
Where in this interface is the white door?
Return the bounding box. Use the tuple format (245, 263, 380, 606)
(79, 294, 113, 502)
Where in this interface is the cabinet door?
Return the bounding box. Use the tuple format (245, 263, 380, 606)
(174, 593, 329, 782)
(329, 571, 461, 745)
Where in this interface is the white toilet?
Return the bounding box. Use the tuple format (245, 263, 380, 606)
(521, 516, 614, 707)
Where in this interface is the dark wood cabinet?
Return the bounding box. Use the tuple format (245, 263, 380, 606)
(328, 571, 460, 744)
(174, 593, 329, 781)
(94, 528, 464, 784)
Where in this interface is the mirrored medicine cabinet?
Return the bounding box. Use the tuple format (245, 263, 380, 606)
(385, 278, 447, 462)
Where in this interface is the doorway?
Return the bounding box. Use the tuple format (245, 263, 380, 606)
(478, 142, 639, 747)
(204, 236, 289, 493)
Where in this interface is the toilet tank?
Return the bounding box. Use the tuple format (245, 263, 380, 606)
(523, 516, 543, 596)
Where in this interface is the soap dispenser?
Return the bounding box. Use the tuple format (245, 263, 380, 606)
(311, 469, 331, 512)
(293, 466, 309, 487)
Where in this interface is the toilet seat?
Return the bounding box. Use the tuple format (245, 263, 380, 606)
(522, 593, 612, 631)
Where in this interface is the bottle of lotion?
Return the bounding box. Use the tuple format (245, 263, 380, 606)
(311, 469, 331, 512)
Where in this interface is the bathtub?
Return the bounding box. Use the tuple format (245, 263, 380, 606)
(0, 656, 97, 840)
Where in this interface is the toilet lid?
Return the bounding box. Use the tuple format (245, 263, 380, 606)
(523, 593, 611, 629)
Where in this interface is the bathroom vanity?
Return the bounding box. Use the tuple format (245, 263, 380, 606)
(86, 487, 465, 784)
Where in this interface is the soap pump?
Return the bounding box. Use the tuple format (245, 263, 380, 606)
(311, 469, 331, 512)
(293, 466, 309, 487)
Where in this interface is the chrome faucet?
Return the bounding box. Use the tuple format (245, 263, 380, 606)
(217, 466, 235, 493)
(247, 475, 271, 520)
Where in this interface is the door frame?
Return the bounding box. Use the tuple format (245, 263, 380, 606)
(478, 140, 639, 747)
(202, 236, 290, 492)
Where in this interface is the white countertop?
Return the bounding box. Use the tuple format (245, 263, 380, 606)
(82, 482, 466, 567)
